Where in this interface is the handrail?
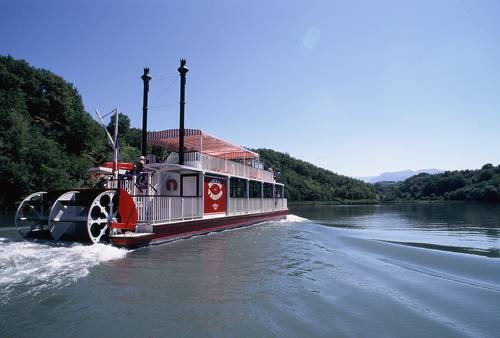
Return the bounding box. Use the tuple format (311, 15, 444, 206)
(130, 194, 200, 198)
(228, 197, 287, 215)
(134, 195, 287, 225)
(107, 172, 159, 195)
(134, 195, 202, 224)
(166, 151, 275, 183)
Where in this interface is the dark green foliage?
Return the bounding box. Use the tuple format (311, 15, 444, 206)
(256, 149, 376, 201)
(0, 55, 110, 207)
(105, 114, 167, 163)
(374, 164, 500, 202)
(106, 114, 141, 163)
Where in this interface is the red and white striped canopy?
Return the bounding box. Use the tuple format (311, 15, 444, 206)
(147, 129, 258, 160)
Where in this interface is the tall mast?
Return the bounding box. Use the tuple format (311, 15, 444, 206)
(178, 59, 188, 165)
(113, 109, 119, 179)
(141, 67, 152, 156)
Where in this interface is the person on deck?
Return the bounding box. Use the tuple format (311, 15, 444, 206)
(135, 155, 146, 173)
(134, 155, 148, 190)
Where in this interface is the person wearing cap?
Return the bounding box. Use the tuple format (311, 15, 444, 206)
(135, 155, 146, 174)
(134, 155, 147, 190)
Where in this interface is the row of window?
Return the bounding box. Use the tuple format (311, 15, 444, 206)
(229, 177, 284, 198)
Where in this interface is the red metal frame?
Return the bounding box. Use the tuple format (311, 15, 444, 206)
(111, 188, 138, 231)
(102, 162, 134, 170)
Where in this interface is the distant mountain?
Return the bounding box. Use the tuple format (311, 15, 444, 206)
(358, 169, 444, 183)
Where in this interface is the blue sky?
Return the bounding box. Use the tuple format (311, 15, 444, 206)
(1, 0, 499, 176)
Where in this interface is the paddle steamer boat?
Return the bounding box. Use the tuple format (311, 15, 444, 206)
(15, 61, 288, 248)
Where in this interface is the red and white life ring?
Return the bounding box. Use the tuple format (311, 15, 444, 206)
(207, 180, 223, 200)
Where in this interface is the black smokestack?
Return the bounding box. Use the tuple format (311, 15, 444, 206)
(177, 59, 188, 165)
(141, 67, 152, 156)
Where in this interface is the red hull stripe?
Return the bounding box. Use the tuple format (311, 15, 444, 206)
(111, 210, 287, 248)
(152, 210, 288, 241)
(110, 234, 155, 247)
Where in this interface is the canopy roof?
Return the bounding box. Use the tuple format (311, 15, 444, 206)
(147, 129, 259, 160)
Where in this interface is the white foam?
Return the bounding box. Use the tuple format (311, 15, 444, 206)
(0, 239, 127, 304)
(281, 214, 309, 223)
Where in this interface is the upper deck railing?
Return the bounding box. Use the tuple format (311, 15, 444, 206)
(166, 152, 275, 183)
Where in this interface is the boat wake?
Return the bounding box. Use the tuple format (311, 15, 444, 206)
(281, 214, 309, 223)
(0, 238, 127, 304)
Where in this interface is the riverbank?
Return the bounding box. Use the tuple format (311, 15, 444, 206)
(288, 199, 500, 206)
(288, 199, 379, 206)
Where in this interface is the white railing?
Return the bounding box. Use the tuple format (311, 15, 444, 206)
(108, 171, 162, 196)
(166, 152, 275, 183)
(108, 178, 136, 194)
(134, 196, 286, 224)
(228, 198, 288, 215)
(134, 196, 202, 224)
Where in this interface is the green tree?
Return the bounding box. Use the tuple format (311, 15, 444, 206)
(374, 164, 500, 203)
(256, 148, 376, 201)
(0, 55, 110, 207)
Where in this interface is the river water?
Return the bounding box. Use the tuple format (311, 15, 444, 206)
(1, 203, 499, 337)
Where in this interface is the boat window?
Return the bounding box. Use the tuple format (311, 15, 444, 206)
(249, 180, 262, 198)
(272, 184, 284, 198)
(263, 183, 273, 198)
(230, 177, 247, 198)
(182, 174, 198, 197)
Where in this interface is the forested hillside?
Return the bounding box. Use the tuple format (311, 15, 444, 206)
(374, 164, 500, 202)
(4, 56, 500, 206)
(6, 55, 495, 207)
(0, 55, 110, 207)
(0, 55, 375, 208)
(257, 149, 376, 201)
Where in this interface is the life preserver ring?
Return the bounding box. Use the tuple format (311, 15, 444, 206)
(207, 180, 223, 201)
(166, 179, 178, 191)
